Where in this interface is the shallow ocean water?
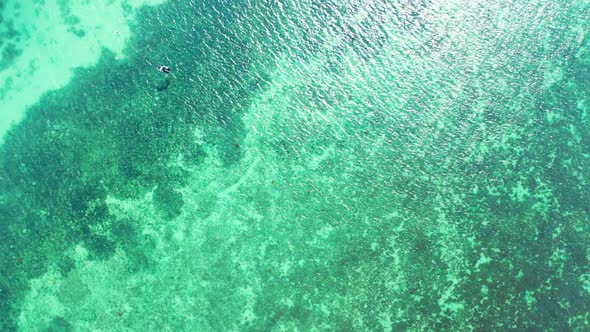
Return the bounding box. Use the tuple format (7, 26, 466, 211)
(1, 0, 589, 330)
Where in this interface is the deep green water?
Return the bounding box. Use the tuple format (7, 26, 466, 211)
(1, 0, 590, 330)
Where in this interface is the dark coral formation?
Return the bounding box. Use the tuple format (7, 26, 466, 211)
(0, 1, 274, 328)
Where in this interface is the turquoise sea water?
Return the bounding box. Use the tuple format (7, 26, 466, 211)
(1, 0, 589, 330)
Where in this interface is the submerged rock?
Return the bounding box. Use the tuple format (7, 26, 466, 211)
(45, 317, 72, 332)
(153, 184, 184, 219)
(156, 77, 171, 91)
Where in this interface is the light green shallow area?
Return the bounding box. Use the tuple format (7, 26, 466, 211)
(1, 0, 590, 331)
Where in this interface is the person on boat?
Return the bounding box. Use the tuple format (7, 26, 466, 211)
(157, 65, 171, 74)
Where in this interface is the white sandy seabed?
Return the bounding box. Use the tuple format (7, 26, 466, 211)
(0, 0, 166, 145)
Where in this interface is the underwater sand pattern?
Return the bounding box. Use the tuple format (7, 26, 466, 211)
(1, 0, 590, 330)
